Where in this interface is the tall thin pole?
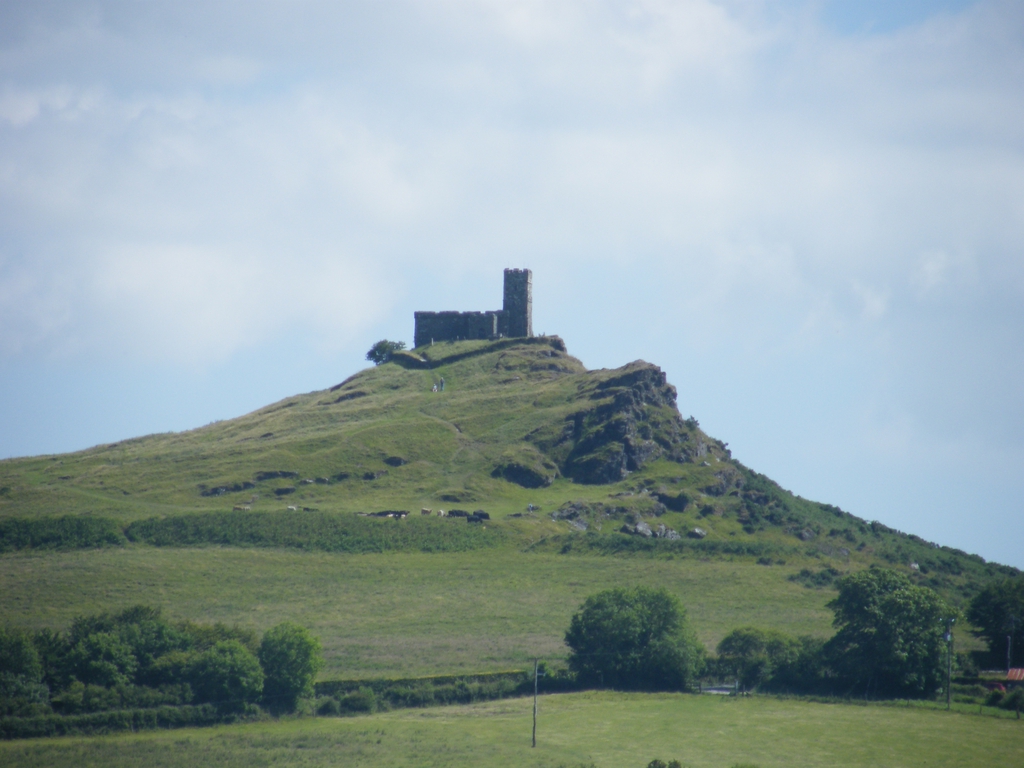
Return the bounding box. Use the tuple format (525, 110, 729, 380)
(532, 659, 538, 748)
(946, 618, 954, 711)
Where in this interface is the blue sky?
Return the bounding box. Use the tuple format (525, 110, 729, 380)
(1, 1, 1022, 568)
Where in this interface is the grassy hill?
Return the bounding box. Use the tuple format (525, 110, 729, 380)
(2, 335, 1022, 760)
(0, 336, 1014, 601)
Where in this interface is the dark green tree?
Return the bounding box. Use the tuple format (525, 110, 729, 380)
(115, 606, 191, 671)
(565, 586, 704, 691)
(716, 627, 801, 691)
(63, 606, 190, 688)
(967, 575, 1024, 668)
(67, 632, 138, 688)
(258, 622, 324, 711)
(366, 339, 406, 365)
(825, 568, 949, 698)
(189, 640, 264, 711)
(765, 635, 828, 694)
(0, 627, 50, 717)
(0, 627, 42, 680)
(716, 627, 827, 693)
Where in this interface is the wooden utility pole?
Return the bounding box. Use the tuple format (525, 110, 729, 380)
(532, 659, 538, 748)
(945, 618, 955, 710)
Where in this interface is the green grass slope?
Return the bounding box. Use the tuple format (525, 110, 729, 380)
(0, 548, 838, 679)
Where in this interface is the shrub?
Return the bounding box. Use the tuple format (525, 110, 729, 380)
(189, 641, 264, 711)
(985, 689, 1004, 707)
(259, 622, 324, 712)
(316, 697, 341, 716)
(565, 586, 704, 691)
(1001, 687, 1024, 712)
(788, 566, 841, 589)
(366, 339, 406, 365)
(338, 687, 376, 713)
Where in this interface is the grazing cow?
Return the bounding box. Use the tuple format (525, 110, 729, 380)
(436, 509, 446, 517)
(232, 505, 251, 511)
(287, 505, 299, 511)
(421, 508, 432, 515)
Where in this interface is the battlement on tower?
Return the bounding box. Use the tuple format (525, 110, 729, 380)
(413, 269, 533, 349)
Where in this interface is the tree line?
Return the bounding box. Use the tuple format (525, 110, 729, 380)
(564, 568, 1024, 702)
(3, 569, 1022, 738)
(0, 606, 323, 721)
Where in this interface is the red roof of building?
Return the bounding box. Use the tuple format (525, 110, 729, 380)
(1008, 668, 1024, 681)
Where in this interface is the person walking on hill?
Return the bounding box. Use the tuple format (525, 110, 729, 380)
(440, 377, 445, 391)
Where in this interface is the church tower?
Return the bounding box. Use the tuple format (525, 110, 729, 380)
(501, 268, 532, 338)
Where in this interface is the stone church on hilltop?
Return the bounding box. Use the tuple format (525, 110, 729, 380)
(413, 268, 533, 348)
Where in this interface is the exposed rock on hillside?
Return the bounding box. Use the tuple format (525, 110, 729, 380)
(702, 467, 743, 496)
(533, 361, 696, 484)
(491, 446, 559, 488)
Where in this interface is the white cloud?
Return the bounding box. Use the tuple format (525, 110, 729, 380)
(2, 1, 1024, 563)
(2, 0, 1020, 364)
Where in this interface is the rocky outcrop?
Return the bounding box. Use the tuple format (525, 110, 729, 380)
(492, 461, 555, 488)
(554, 362, 695, 484)
(702, 468, 743, 496)
(620, 520, 680, 539)
(491, 446, 559, 488)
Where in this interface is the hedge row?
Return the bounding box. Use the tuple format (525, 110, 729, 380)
(0, 511, 503, 554)
(0, 512, 799, 558)
(124, 511, 504, 553)
(314, 670, 528, 699)
(0, 516, 126, 552)
(2, 674, 539, 740)
(315, 669, 586, 716)
(315, 671, 537, 714)
(554, 533, 801, 558)
(0, 704, 226, 740)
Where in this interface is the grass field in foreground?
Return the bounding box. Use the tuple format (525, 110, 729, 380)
(2, 691, 1021, 768)
(0, 548, 838, 678)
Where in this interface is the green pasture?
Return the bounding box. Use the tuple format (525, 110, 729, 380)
(2, 691, 1020, 768)
(0, 548, 840, 678)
